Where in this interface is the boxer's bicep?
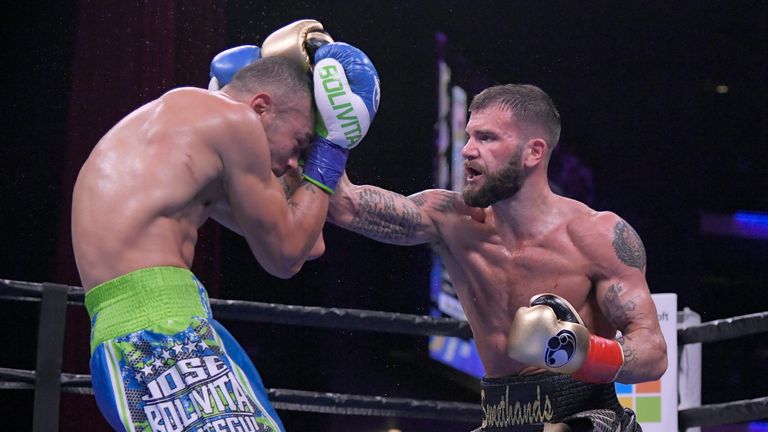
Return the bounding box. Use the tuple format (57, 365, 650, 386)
(217, 114, 281, 235)
(208, 200, 243, 235)
(591, 216, 667, 382)
(595, 217, 655, 335)
(225, 167, 299, 271)
(209, 170, 302, 237)
(596, 274, 659, 347)
(216, 114, 317, 277)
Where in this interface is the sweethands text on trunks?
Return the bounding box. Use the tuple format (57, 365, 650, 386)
(141, 355, 271, 432)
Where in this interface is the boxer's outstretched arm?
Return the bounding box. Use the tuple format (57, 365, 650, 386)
(329, 173, 451, 246)
(580, 213, 668, 383)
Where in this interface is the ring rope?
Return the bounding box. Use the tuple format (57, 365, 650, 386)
(0, 367, 481, 422)
(2, 366, 768, 427)
(3, 278, 767, 344)
(2, 277, 768, 427)
(0, 278, 474, 338)
(679, 396, 768, 428)
(211, 298, 474, 338)
(267, 388, 482, 422)
(677, 311, 768, 345)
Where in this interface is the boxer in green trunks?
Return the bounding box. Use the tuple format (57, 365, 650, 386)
(71, 19, 380, 431)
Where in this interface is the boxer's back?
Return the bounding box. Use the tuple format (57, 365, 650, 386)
(73, 88, 233, 290)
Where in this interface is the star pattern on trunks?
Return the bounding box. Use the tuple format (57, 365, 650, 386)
(184, 339, 199, 354)
(140, 361, 155, 378)
(160, 349, 173, 361)
(171, 343, 184, 356)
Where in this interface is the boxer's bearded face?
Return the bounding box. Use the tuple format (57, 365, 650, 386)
(462, 145, 525, 207)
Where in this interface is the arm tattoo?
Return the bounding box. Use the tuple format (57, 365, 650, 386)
(349, 188, 424, 241)
(409, 193, 428, 207)
(605, 285, 643, 381)
(303, 181, 318, 194)
(432, 190, 456, 212)
(602, 284, 636, 328)
(616, 336, 638, 364)
(408, 190, 456, 212)
(616, 335, 639, 380)
(612, 220, 646, 271)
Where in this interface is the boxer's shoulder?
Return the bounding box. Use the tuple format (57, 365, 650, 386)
(160, 87, 249, 114)
(408, 189, 462, 212)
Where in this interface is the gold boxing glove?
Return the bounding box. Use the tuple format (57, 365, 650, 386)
(506, 294, 624, 383)
(261, 19, 334, 70)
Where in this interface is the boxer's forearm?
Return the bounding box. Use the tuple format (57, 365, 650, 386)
(329, 182, 432, 246)
(280, 180, 329, 261)
(615, 330, 667, 383)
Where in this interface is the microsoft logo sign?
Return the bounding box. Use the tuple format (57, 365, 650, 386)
(615, 380, 662, 422)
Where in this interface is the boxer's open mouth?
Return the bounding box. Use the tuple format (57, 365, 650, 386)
(466, 166, 482, 181)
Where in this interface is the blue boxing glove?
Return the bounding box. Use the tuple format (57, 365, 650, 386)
(208, 21, 332, 90)
(303, 43, 380, 194)
(208, 45, 262, 90)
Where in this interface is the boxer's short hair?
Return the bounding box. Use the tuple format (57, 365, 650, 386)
(470, 84, 561, 147)
(230, 56, 311, 106)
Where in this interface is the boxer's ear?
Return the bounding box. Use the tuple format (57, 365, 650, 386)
(524, 138, 548, 168)
(250, 93, 272, 115)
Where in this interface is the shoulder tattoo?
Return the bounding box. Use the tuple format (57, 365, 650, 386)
(612, 220, 646, 271)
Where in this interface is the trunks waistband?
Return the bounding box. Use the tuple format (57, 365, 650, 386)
(85, 266, 210, 353)
(480, 372, 622, 430)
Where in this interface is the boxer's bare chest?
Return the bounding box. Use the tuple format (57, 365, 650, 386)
(434, 212, 602, 375)
(435, 213, 595, 340)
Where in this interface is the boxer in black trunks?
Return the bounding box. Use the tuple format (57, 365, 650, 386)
(328, 84, 667, 431)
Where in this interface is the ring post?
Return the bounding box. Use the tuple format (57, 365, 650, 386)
(32, 283, 69, 432)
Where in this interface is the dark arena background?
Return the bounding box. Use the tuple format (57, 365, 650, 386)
(2, 1, 766, 431)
